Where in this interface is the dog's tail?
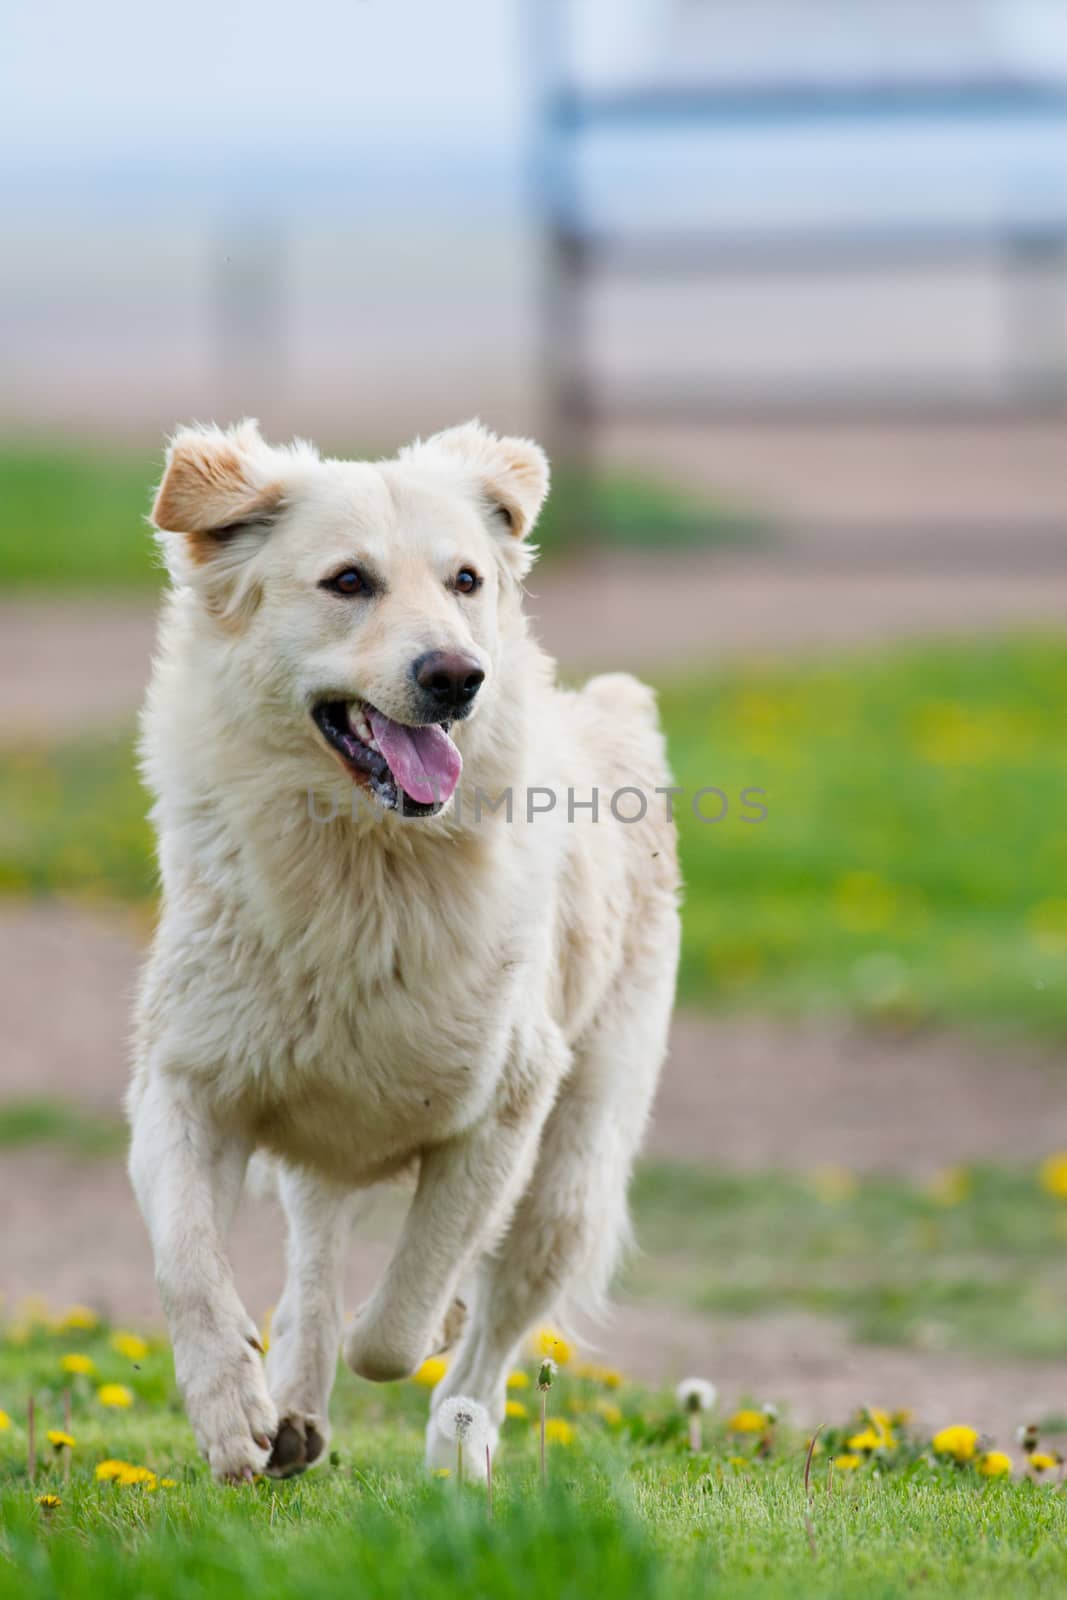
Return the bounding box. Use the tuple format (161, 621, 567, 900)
(581, 671, 659, 725)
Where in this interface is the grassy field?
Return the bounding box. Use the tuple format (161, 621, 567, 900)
(630, 1160, 1067, 1363)
(2, 1314, 1067, 1599)
(662, 634, 1067, 1034)
(2, 635, 1064, 1036)
(0, 443, 756, 589)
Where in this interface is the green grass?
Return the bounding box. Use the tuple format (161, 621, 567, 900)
(1, 635, 1064, 1036)
(628, 1161, 1067, 1361)
(0, 1101, 124, 1158)
(663, 634, 1067, 1033)
(0, 448, 163, 589)
(0, 738, 154, 900)
(2, 1319, 1067, 1599)
(0, 444, 749, 590)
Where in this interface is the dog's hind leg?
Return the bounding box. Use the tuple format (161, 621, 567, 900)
(426, 914, 679, 1473)
(265, 1167, 362, 1478)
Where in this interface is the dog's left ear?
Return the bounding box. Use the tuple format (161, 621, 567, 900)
(413, 421, 550, 571)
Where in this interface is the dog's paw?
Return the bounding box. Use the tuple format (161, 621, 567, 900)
(265, 1413, 328, 1478)
(181, 1335, 278, 1483)
(343, 1306, 423, 1383)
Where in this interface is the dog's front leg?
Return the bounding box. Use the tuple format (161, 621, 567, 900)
(128, 1074, 277, 1481)
(343, 1046, 561, 1392)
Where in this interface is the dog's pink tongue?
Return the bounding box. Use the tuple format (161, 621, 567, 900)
(368, 709, 462, 806)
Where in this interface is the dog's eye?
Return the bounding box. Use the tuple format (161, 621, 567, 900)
(322, 567, 367, 597)
(454, 567, 482, 595)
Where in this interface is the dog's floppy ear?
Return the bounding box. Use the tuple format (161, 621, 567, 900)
(412, 421, 550, 573)
(151, 420, 288, 619)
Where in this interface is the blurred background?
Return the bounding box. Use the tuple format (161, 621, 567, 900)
(2, 0, 1067, 1442)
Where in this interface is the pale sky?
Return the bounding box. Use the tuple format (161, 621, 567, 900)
(2, 0, 525, 167)
(4, 0, 1064, 184)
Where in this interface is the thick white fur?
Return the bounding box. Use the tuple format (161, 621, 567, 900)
(128, 419, 680, 1482)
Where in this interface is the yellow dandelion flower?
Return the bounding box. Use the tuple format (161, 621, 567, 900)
(411, 1356, 448, 1387)
(1030, 1451, 1060, 1472)
(727, 1409, 767, 1435)
(95, 1459, 132, 1481)
(835, 1454, 862, 1471)
(115, 1464, 157, 1487)
(506, 1370, 530, 1390)
(867, 1408, 896, 1444)
(505, 1399, 528, 1420)
(728, 1455, 751, 1470)
(595, 1400, 622, 1426)
(979, 1451, 1012, 1478)
(532, 1327, 573, 1366)
(847, 1427, 887, 1454)
(926, 1167, 971, 1207)
(0, 1410, 10, 1431)
(110, 1332, 149, 1363)
(572, 1362, 623, 1388)
(432, 1467, 451, 1479)
(57, 1306, 99, 1333)
(158, 1478, 178, 1488)
(544, 1417, 575, 1446)
(96, 1383, 134, 1409)
(36, 1494, 62, 1511)
(60, 1353, 95, 1376)
(1040, 1154, 1067, 1199)
(47, 1430, 76, 1450)
(1028, 898, 1067, 955)
(932, 1425, 978, 1463)
(809, 1165, 858, 1204)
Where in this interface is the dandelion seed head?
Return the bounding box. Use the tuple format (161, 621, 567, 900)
(676, 1377, 716, 1414)
(435, 1395, 490, 1448)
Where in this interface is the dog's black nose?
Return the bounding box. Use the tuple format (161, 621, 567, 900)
(412, 651, 485, 712)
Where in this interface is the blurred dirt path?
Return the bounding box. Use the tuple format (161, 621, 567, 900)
(4, 558, 1067, 735)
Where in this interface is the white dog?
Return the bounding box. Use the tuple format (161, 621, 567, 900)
(128, 419, 680, 1481)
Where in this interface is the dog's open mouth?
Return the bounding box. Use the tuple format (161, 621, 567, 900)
(312, 701, 463, 816)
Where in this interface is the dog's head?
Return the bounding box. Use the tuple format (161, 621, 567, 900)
(151, 419, 549, 818)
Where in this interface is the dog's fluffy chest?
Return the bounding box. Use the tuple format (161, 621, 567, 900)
(150, 824, 528, 1182)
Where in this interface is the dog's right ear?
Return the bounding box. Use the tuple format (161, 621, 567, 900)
(151, 420, 286, 619)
